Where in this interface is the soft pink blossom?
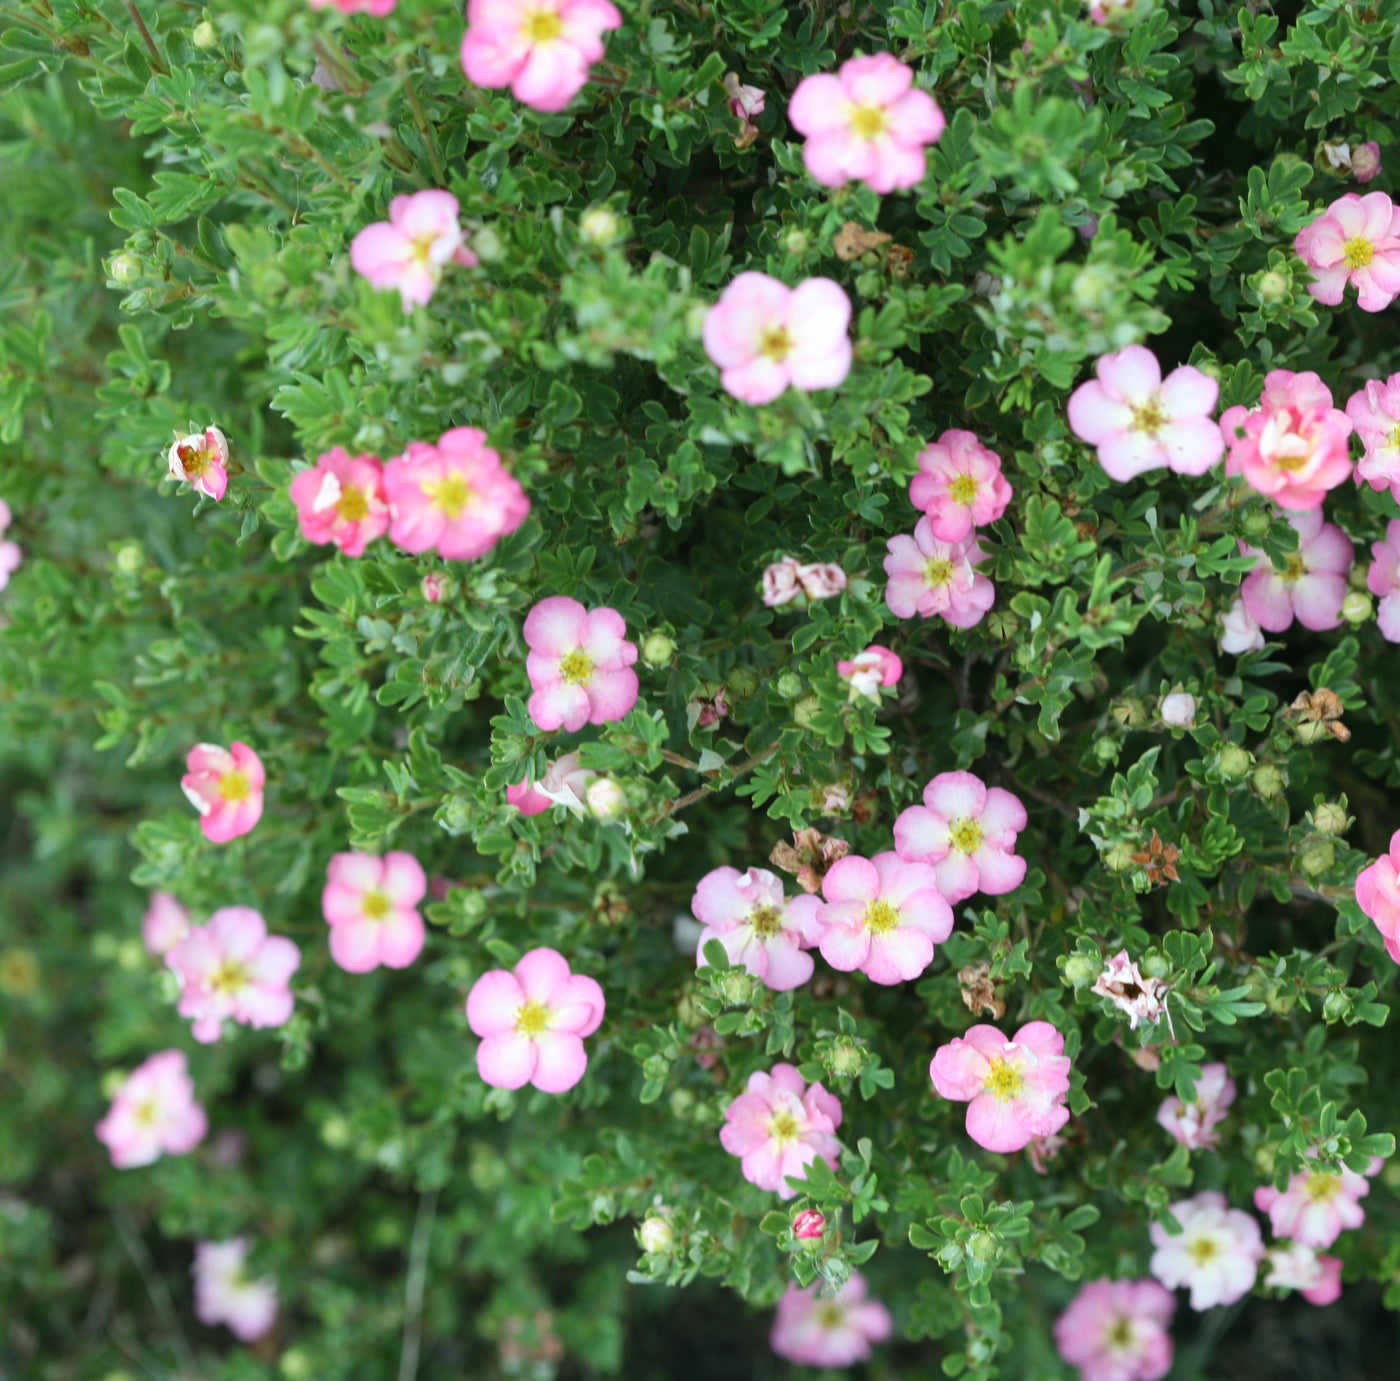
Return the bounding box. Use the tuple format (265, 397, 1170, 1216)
(837, 644, 903, 702)
(1294, 191, 1400, 312)
(322, 850, 427, 973)
(1253, 1156, 1382, 1249)
(1368, 522, 1400, 642)
(181, 741, 265, 844)
(762, 557, 803, 606)
(1264, 1243, 1343, 1306)
(95, 1050, 208, 1169)
(929, 1021, 1071, 1153)
(309, 0, 395, 13)
(1346, 374, 1400, 499)
(1091, 951, 1169, 1030)
(1053, 1279, 1175, 1381)
(289, 448, 390, 557)
(507, 752, 593, 816)
(909, 429, 1013, 541)
(1157, 1062, 1236, 1150)
(350, 190, 475, 311)
(523, 596, 639, 732)
(142, 892, 190, 959)
(167, 426, 229, 502)
(1149, 1191, 1263, 1310)
(168, 907, 301, 1044)
(466, 947, 605, 1093)
(193, 1239, 278, 1343)
(723, 73, 765, 122)
(703, 272, 852, 405)
(1356, 828, 1400, 961)
(1352, 141, 1382, 184)
(769, 1273, 892, 1367)
(692, 866, 825, 992)
(0, 537, 18, 591)
(460, 0, 622, 114)
(893, 770, 1027, 904)
(1067, 346, 1224, 482)
(1219, 597, 1266, 654)
(788, 52, 945, 194)
(792, 1209, 826, 1240)
(1238, 507, 1353, 633)
(797, 562, 847, 600)
(883, 519, 994, 627)
(719, 1063, 842, 1198)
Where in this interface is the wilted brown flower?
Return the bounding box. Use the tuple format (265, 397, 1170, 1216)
(769, 828, 852, 894)
(957, 961, 1006, 1020)
(1286, 687, 1350, 743)
(833, 222, 893, 261)
(1129, 830, 1180, 885)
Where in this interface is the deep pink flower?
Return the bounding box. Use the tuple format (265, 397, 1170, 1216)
(290, 448, 390, 557)
(1091, 951, 1169, 1029)
(1067, 346, 1224, 482)
(167, 426, 229, 502)
(349, 190, 475, 311)
(1254, 1156, 1382, 1249)
(1368, 521, 1400, 642)
(1352, 142, 1382, 184)
(1238, 507, 1353, 632)
(523, 596, 639, 732)
(893, 770, 1027, 904)
(837, 644, 903, 702)
(193, 1239, 278, 1343)
(383, 427, 529, 561)
(1157, 1062, 1236, 1150)
(719, 1063, 842, 1198)
(181, 741, 265, 844)
(909, 430, 1012, 541)
(1356, 828, 1400, 961)
(1346, 374, 1400, 499)
(883, 519, 994, 627)
(703, 273, 852, 405)
(460, 0, 622, 114)
(309, 0, 395, 13)
(322, 850, 427, 973)
(1219, 596, 1266, 654)
(1264, 1243, 1343, 1306)
(466, 947, 605, 1093)
(142, 892, 190, 959)
(929, 1021, 1071, 1153)
(769, 1273, 892, 1367)
(95, 1050, 208, 1169)
(507, 752, 593, 816)
(1149, 1192, 1263, 1310)
(692, 866, 824, 992)
(1294, 191, 1400, 312)
(788, 53, 945, 194)
(1053, 1279, 1175, 1381)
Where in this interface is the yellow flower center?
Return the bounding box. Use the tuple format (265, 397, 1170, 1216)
(1305, 1171, 1342, 1203)
(864, 899, 901, 934)
(178, 442, 211, 478)
(1187, 1236, 1218, 1265)
(1105, 1317, 1134, 1349)
(522, 8, 563, 42)
(849, 103, 888, 140)
(815, 1301, 846, 1327)
(210, 959, 249, 996)
(218, 770, 251, 803)
(515, 999, 550, 1037)
(758, 324, 793, 361)
(423, 471, 472, 520)
(362, 890, 391, 921)
(982, 1056, 1024, 1102)
(948, 473, 980, 507)
(1342, 236, 1374, 270)
(559, 649, 594, 685)
(337, 485, 370, 523)
(410, 233, 437, 266)
(949, 818, 984, 854)
(1131, 397, 1167, 434)
(134, 1098, 160, 1127)
(1388, 424, 1400, 450)
(924, 557, 954, 587)
(1283, 552, 1306, 582)
(750, 905, 783, 939)
(769, 1109, 801, 1143)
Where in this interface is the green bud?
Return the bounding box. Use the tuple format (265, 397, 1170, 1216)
(1341, 590, 1373, 626)
(637, 1216, 674, 1254)
(108, 253, 141, 285)
(1311, 801, 1349, 835)
(1253, 764, 1286, 799)
(1349, 561, 1370, 591)
(716, 969, 753, 1006)
(114, 541, 145, 574)
(726, 665, 759, 700)
(320, 1115, 351, 1149)
(586, 777, 626, 820)
(792, 694, 821, 728)
(280, 1349, 316, 1380)
(1323, 989, 1350, 1023)
(1102, 842, 1136, 873)
(641, 631, 675, 667)
(1255, 269, 1289, 303)
(116, 939, 144, 972)
(1063, 955, 1100, 987)
(191, 19, 218, 48)
(470, 225, 503, 262)
(826, 1041, 864, 1077)
(1298, 840, 1335, 877)
(1110, 697, 1148, 728)
(782, 228, 810, 256)
(668, 1087, 696, 1119)
(1239, 508, 1272, 542)
(579, 206, 623, 246)
(590, 1192, 617, 1225)
(966, 1230, 1001, 1264)
(1217, 744, 1251, 779)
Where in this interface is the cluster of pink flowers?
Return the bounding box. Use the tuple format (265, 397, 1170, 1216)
(166, 426, 230, 502)
(762, 556, 848, 607)
(1254, 1155, 1381, 1250)
(322, 850, 428, 973)
(350, 190, 477, 311)
(96, 1050, 208, 1168)
(1054, 1278, 1175, 1381)
(720, 1062, 842, 1198)
(769, 1272, 892, 1367)
(181, 741, 265, 843)
(1295, 191, 1400, 313)
(1237, 507, 1353, 633)
(1157, 1062, 1235, 1150)
(0, 499, 22, 591)
(523, 595, 639, 732)
(193, 1238, 279, 1342)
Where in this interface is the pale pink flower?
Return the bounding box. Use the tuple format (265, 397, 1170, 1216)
(168, 907, 301, 1044)
(723, 72, 765, 122)
(1149, 1191, 1263, 1310)
(893, 770, 1027, 904)
(1157, 1062, 1236, 1150)
(142, 892, 190, 959)
(929, 1021, 1071, 1153)
(1294, 191, 1400, 312)
(1053, 1279, 1175, 1381)
(1356, 828, 1400, 961)
(1346, 374, 1400, 499)
(322, 850, 427, 973)
(883, 519, 994, 627)
(0, 537, 18, 591)
(460, 0, 622, 114)
(692, 866, 825, 992)
(796, 562, 847, 600)
(167, 426, 229, 502)
(507, 752, 593, 816)
(1264, 1243, 1343, 1306)
(1368, 522, 1400, 642)
(350, 190, 475, 311)
(1067, 346, 1224, 482)
(788, 52, 945, 194)
(181, 741, 265, 844)
(1027, 1131, 1067, 1173)
(1253, 1156, 1382, 1249)
(1159, 692, 1196, 728)
(289, 448, 389, 557)
(703, 272, 852, 405)
(1352, 141, 1382, 184)
(837, 644, 903, 702)
(466, 947, 605, 1093)
(762, 557, 803, 606)
(95, 1050, 208, 1169)
(1238, 507, 1353, 632)
(909, 429, 1013, 541)
(309, 0, 395, 13)
(383, 427, 529, 561)
(792, 1209, 826, 1240)
(1091, 951, 1169, 1030)
(1219, 597, 1266, 654)
(193, 1239, 278, 1343)
(523, 595, 639, 732)
(719, 1062, 842, 1198)
(769, 1273, 892, 1367)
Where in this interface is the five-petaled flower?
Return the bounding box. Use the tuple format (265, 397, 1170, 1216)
(290, 448, 390, 557)
(893, 770, 1027, 904)
(322, 850, 428, 973)
(350, 190, 476, 311)
(1254, 1155, 1383, 1248)
(181, 741, 265, 844)
(1294, 191, 1400, 313)
(836, 644, 903, 702)
(1091, 951, 1169, 1030)
(719, 1062, 842, 1198)
(1053, 1278, 1176, 1381)
(1239, 507, 1353, 633)
(883, 519, 994, 627)
(193, 1238, 279, 1343)
(167, 426, 230, 502)
(909, 429, 1013, 541)
(1263, 1242, 1343, 1307)
(1347, 374, 1400, 502)
(1157, 1062, 1236, 1150)
(1356, 827, 1400, 962)
(95, 1049, 208, 1169)
(523, 595, 640, 732)
(692, 865, 825, 992)
(769, 1272, 892, 1368)
(1148, 1191, 1264, 1310)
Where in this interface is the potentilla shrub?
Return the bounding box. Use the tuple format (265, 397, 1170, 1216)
(3, 0, 1400, 1377)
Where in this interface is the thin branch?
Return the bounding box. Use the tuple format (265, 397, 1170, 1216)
(398, 1189, 440, 1381)
(111, 1209, 197, 1375)
(123, 0, 166, 74)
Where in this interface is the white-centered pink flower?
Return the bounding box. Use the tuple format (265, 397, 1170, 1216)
(349, 190, 476, 311)
(837, 644, 903, 702)
(929, 1021, 1072, 1153)
(703, 272, 852, 405)
(769, 1272, 892, 1368)
(1294, 191, 1400, 312)
(95, 1050, 208, 1169)
(142, 891, 190, 959)
(193, 1239, 278, 1343)
(466, 947, 605, 1093)
(460, 0, 622, 114)
(1346, 373, 1400, 500)
(1238, 507, 1353, 633)
(1053, 1278, 1175, 1381)
(1091, 951, 1169, 1029)
(507, 752, 594, 816)
(290, 448, 390, 557)
(883, 519, 994, 627)
(1149, 1191, 1264, 1310)
(1253, 1155, 1382, 1248)
(167, 426, 229, 502)
(1356, 827, 1400, 962)
(1264, 1242, 1343, 1306)
(181, 741, 265, 844)
(909, 429, 1012, 541)
(523, 596, 639, 732)
(788, 52, 945, 194)
(168, 906, 301, 1044)
(719, 1062, 842, 1199)
(893, 770, 1027, 904)
(692, 866, 824, 992)
(1219, 596, 1266, 654)
(322, 850, 427, 973)
(1157, 1062, 1236, 1150)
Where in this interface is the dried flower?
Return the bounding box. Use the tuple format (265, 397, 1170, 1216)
(1129, 831, 1180, 885)
(1286, 688, 1350, 743)
(769, 828, 852, 894)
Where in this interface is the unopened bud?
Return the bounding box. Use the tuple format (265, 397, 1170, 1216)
(783, 228, 811, 256)
(1111, 697, 1148, 728)
(726, 666, 759, 700)
(792, 1209, 826, 1242)
(470, 226, 503, 262)
(642, 631, 675, 667)
(1341, 590, 1373, 626)
(191, 19, 218, 48)
(1217, 744, 1251, 779)
(1240, 508, 1272, 542)
(1255, 269, 1289, 303)
(827, 1041, 863, 1077)
(1298, 840, 1335, 877)
(1063, 955, 1100, 988)
(967, 1230, 1001, 1264)
(1311, 801, 1350, 835)
(1102, 842, 1136, 873)
(775, 672, 803, 699)
(1159, 691, 1196, 728)
(1323, 989, 1350, 1023)
(715, 969, 753, 1006)
(1253, 764, 1286, 799)
(421, 572, 447, 604)
(108, 253, 141, 284)
(792, 694, 821, 728)
(637, 1216, 674, 1254)
(114, 542, 145, 574)
(579, 206, 622, 246)
(585, 777, 626, 820)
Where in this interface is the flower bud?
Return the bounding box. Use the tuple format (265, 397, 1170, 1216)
(1216, 744, 1251, 779)
(1323, 989, 1350, 1023)
(1298, 839, 1335, 877)
(1311, 801, 1349, 835)
(579, 206, 622, 247)
(1239, 507, 1272, 542)
(470, 225, 503, 262)
(421, 572, 447, 604)
(775, 672, 803, 699)
(1111, 697, 1148, 728)
(585, 777, 626, 820)
(726, 665, 759, 700)
(1316, 139, 1353, 177)
(1102, 842, 1136, 872)
(1071, 264, 1115, 313)
(641, 631, 675, 666)
(1139, 953, 1169, 979)
(715, 969, 753, 1007)
(1253, 764, 1286, 799)
(114, 541, 145, 574)
(191, 19, 218, 48)
(792, 1209, 826, 1242)
(107, 253, 141, 284)
(1159, 691, 1196, 728)
(1254, 269, 1290, 303)
(826, 1041, 863, 1077)
(1341, 590, 1373, 626)
(966, 1230, 1001, 1264)
(783, 228, 811, 256)
(1352, 140, 1382, 184)
(792, 694, 821, 729)
(637, 1216, 674, 1254)
(1062, 955, 1100, 988)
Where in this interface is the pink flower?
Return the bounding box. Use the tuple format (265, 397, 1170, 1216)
(909, 430, 1013, 541)
(181, 741, 265, 844)
(142, 892, 190, 959)
(762, 557, 802, 606)
(1053, 1279, 1175, 1381)
(883, 519, 994, 627)
(460, 0, 622, 114)
(421, 572, 447, 603)
(769, 1273, 892, 1367)
(1294, 191, 1400, 312)
(310, 0, 395, 12)
(1368, 522, 1400, 642)
(1091, 951, 1169, 1030)
(507, 752, 593, 816)
(1221, 370, 1354, 509)
(788, 53, 945, 194)
(1352, 141, 1382, 184)
(349, 190, 475, 311)
(1238, 507, 1353, 633)
(167, 426, 229, 502)
(466, 947, 605, 1093)
(95, 1050, 208, 1169)
(703, 272, 852, 405)
(1264, 1243, 1343, 1306)
(1067, 346, 1224, 482)
(792, 1209, 826, 1240)
(692, 866, 825, 992)
(523, 596, 639, 731)
(168, 907, 301, 1044)
(383, 427, 529, 561)
(289, 448, 390, 557)
(723, 72, 765, 122)
(193, 1239, 278, 1343)
(322, 851, 427, 973)
(1346, 374, 1400, 499)
(0, 537, 18, 591)
(929, 1021, 1071, 1153)
(796, 562, 847, 600)
(1253, 1156, 1382, 1249)
(719, 1062, 842, 1198)
(1219, 597, 1266, 654)
(1157, 1062, 1236, 1150)
(837, 644, 903, 702)
(892, 770, 1027, 904)
(1356, 828, 1400, 961)
(1149, 1192, 1263, 1310)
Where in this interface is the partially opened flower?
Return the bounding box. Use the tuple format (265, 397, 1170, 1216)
(95, 1050, 208, 1168)
(837, 644, 903, 702)
(883, 520, 994, 627)
(1356, 829, 1400, 962)
(1238, 507, 1353, 633)
(167, 426, 229, 502)
(1157, 1062, 1236, 1150)
(181, 741, 265, 844)
(796, 562, 847, 600)
(350, 190, 476, 311)
(909, 429, 1012, 541)
(723, 72, 765, 122)
(1219, 597, 1266, 654)
(892, 770, 1027, 903)
(194, 1239, 279, 1343)
(289, 448, 389, 557)
(507, 753, 594, 816)
(142, 891, 190, 959)
(1264, 1242, 1344, 1306)
(1053, 1278, 1175, 1381)
(719, 1063, 842, 1198)
(1351, 142, 1382, 184)
(1091, 951, 1169, 1030)
(1253, 1155, 1382, 1248)
(1149, 1191, 1263, 1310)
(769, 1272, 892, 1367)
(1294, 191, 1400, 313)
(692, 866, 824, 992)
(322, 851, 427, 973)
(1346, 374, 1400, 501)
(523, 596, 639, 732)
